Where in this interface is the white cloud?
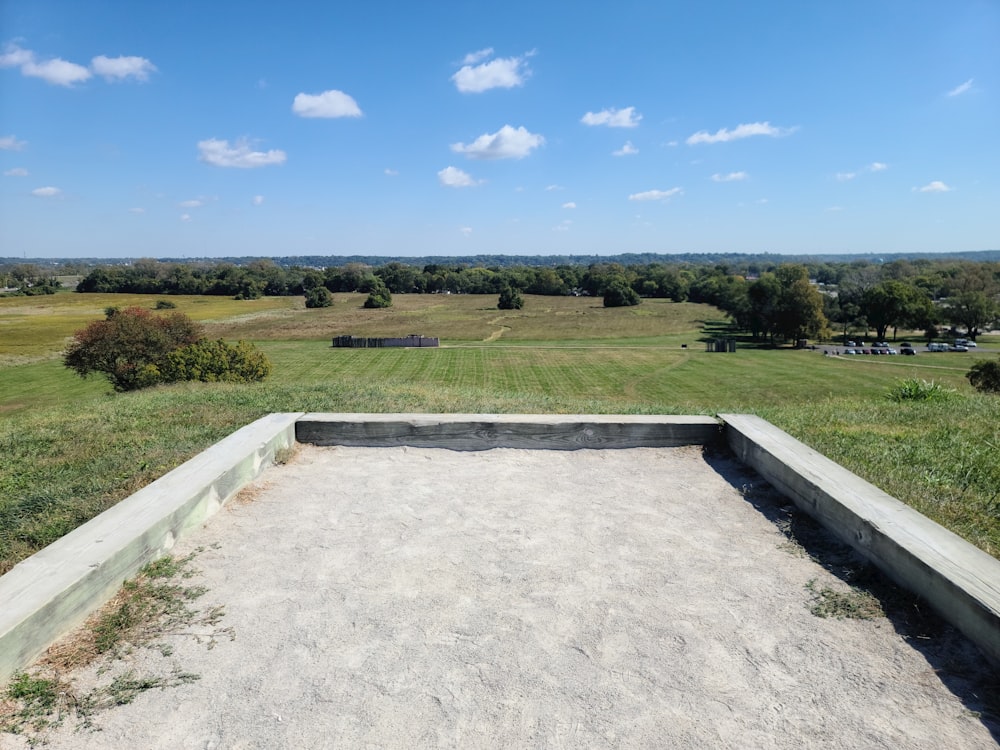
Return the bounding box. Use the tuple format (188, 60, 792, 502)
(947, 78, 974, 97)
(129, 207, 145, 214)
(292, 90, 362, 118)
(545, 184, 563, 191)
(553, 219, 572, 232)
(711, 171, 748, 182)
(869, 162, 888, 172)
(438, 166, 481, 187)
(914, 180, 953, 193)
(628, 188, 683, 202)
(826, 206, 844, 212)
(91, 55, 156, 82)
(3, 44, 156, 85)
(452, 52, 531, 93)
(686, 121, 796, 145)
(0, 135, 27, 151)
(3, 167, 28, 176)
(836, 172, 857, 181)
(459, 226, 473, 236)
(0, 44, 92, 86)
(180, 213, 192, 222)
(384, 168, 399, 176)
(562, 201, 576, 209)
(178, 199, 204, 208)
(252, 195, 264, 206)
(197, 138, 287, 168)
(0, 44, 33, 68)
(31, 186, 61, 197)
(451, 125, 544, 160)
(581, 106, 642, 128)
(461, 48, 494, 65)
(613, 141, 639, 156)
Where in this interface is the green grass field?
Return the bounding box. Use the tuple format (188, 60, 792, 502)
(1, 292, 997, 573)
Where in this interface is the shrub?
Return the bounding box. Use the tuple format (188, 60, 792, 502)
(967, 358, 1000, 394)
(603, 277, 641, 308)
(886, 378, 956, 403)
(161, 339, 271, 384)
(497, 286, 524, 310)
(154, 299, 177, 309)
(63, 307, 203, 391)
(304, 287, 333, 308)
(364, 279, 392, 308)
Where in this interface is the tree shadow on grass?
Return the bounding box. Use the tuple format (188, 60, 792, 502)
(700, 443, 1000, 743)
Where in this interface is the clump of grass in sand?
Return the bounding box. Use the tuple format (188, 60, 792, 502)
(1, 552, 230, 744)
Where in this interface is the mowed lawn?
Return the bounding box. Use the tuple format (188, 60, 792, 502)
(1, 291, 997, 573)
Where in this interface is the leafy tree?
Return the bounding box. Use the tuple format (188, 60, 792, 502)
(861, 280, 933, 341)
(603, 277, 641, 307)
(748, 265, 827, 343)
(63, 307, 202, 391)
(498, 285, 524, 310)
(304, 286, 333, 308)
(161, 339, 271, 384)
(363, 279, 393, 308)
(967, 357, 1000, 394)
(946, 291, 998, 341)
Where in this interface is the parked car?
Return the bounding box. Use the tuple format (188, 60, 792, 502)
(900, 346, 916, 355)
(949, 345, 969, 352)
(927, 343, 949, 352)
(955, 338, 977, 348)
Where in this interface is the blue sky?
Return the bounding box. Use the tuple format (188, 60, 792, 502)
(0, 0, 996, 259)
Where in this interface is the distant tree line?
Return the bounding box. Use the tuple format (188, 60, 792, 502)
(71, 257, 1000, 342)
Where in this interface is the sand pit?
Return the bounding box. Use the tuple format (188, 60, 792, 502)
(9, 444, 996, 748)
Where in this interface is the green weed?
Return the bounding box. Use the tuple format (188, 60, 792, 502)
(886, 378, 957, 402)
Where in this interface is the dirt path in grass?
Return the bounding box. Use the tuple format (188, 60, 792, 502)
(13, 445, 997, 749)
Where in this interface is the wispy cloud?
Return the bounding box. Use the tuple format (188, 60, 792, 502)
(384, 168, 399, 176)
(838, 161, 887, 181)
(178, 199, 204, 208)
(628, 188, 683, 202)
(914, 180, 953, 193)
(0, 135, 27, 151)
(686, 121, 797, 145)
(451, 125, 544, 160)
(947, 78, 974, 97)
(3, 167, 28, 176)
(128, 207, 145, 214)
(581, 106, 642, 128)
(252, 195, 264, 206)
(545, 184, 563, 192)
(438, 165, 482, 187)
(461, 48, 494, 65)
(452, 50, 532, 93)
(613, 141, 639, 156)
(91, 55, 156, 82)
(459, 226, 473, 236)
(711, 171, 748, 182)
(31, 186, 61, 197)
(197, 138, 287, 168)
(562, 201, 576, 209)
(292, 90, 362, 118)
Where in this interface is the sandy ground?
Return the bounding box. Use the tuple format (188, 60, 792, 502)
(8, 444, 997, 749)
